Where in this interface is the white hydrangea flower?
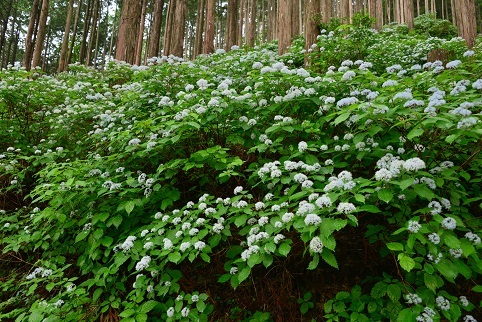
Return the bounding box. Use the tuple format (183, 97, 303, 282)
(337, 202, 356, 214)
(407, 220, 422, 233)
(441, 217, 457, 230)
(304, 214, 322, 226)
(428, 233, 440, 244)
(309, 237, 324, 253)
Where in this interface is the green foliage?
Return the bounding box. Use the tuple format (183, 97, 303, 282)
(414, 14, 459, 39)
(1, 26, 481, 322)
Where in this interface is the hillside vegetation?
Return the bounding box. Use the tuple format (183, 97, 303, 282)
(1, 21, 482, 321)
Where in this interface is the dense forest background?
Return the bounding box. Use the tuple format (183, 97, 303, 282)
(0, 0, 481, 73)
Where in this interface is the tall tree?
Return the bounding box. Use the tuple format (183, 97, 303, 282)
(305, 0, 320, 64)
(67, 0, 82, 64)
(277, 0, 292, 54)
(32, 0, 49, 69)
(456, 0, 477, 47)
(86, 0, 100, 66)
(340, 0, 350, 22)
(135, 0, 148, 65)
(58, 0, 75, 72)
(404, 0, 414, 29)
(149, 0, 164, 58)
(23, 0, 41, 70)
(225, 0, 239, 50)
(163, 1, 174, 56)
(203, 0, 215, 54)
(246, 0, 257, 47)
(321, 0, 332, 23)
(168, 0, 186, 57)
(115, 0, 141, 63)
(193, 0, 205, 58)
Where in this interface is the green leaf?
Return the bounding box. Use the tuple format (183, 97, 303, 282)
(371, 282, 387, 298)
(218, 274, 231, 283)
(359, 205, 381, 213)
(424, 273, 438, 292)
(197, 301, 207, 313)
(278, 243, 291, 257)
(354, 194, 365, 203)
(135, 314, 148, 322)
(386, 242, 404, 251)
(45, 283, 55, 292)
(443, 234, 461, 249)
(436, 259, 458, 281)
(308, 254, 319, 270)
(140, 300, 158, 314)
(399, 178, 414, 191)
(378, 189, 393, 203)
(398, 253, 415, 272)
(407, 127, 423, 140)
(321, 250, 338, 269)
(168, 252, 181, 264)
(119, 309, 135, 318)
(387, 284, 401, 302)
(125, 201, 135, 214)
(234, 214, 247, 227)
(333, 112, 351, 125)
(414, 185, 435, 200)
(471, 285, 482, 292)
(75, 231, 89, 243)
(397, 308, 414, 322)
(109, 215, 123, 228)
(238, 267, 251, 284)
(93, 288, 103, 303)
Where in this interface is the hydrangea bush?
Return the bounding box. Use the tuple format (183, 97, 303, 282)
(1, 31, 481, 321)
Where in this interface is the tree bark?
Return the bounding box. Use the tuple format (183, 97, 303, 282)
(193, 0, 205, 57)
(163, 1, 174, 55)
(340, 0, 350, 23)
(277, 0, 292, 55)
(149, 0, 164, 57)
(32, 0, 49, 69)
(79, 0, 92, 64)
(225, 0, 239, 50)
(86, 0, 99, 66)
(292, 0, 300, 35)
(450, 0, 457, 25)
(170, 0, 186, 57)
(115, 0, 141, 63)
(405, 0, 414, 28)
(246, 0, 257, 47)
(135, 0, 148, 65)
(23, 0, 40, 70)
(305, 0, 320, 65)
(456, 0, 477, 48)
(321, 0, 332, 23)
(58, 0, 75, 72)
(203, 0, 215, 54)
(68, 0, 82, 64)
(0, 0, 13, 62)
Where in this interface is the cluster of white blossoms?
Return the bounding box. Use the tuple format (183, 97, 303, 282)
(435, 296, 451, 311)
(465, 232, 481, 245)
(116, 236, 137, 252)
(416, 307, 436, 322)
(309, 236, 324, 253)
(135, 256, 151, 271)
(441, 217, 457, 230)
(405, 293, 423, 304)
(324, 171, 355, 192)
(26, 267, 53, 280)
(407, 220, 422, 233)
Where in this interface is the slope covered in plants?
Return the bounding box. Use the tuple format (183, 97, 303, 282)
(1, 25, 481, 322)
